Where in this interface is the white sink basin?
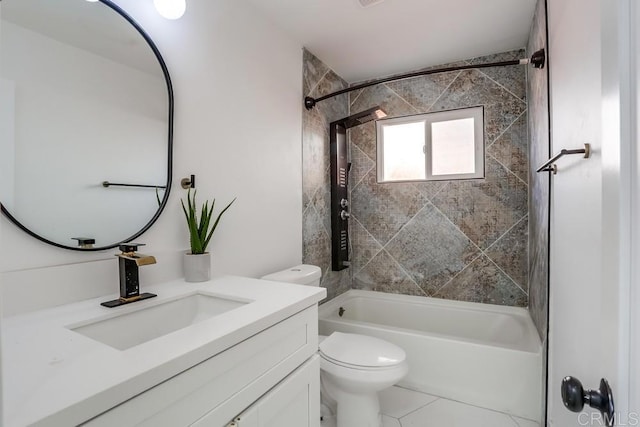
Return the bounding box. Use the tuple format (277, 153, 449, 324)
(69, 293, 248, 350)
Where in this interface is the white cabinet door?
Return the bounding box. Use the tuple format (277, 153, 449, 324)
(230, 355, 320, 427)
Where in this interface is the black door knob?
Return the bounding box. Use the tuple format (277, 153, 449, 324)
(561, 376, 615, 427)
(561, 376, 585, 412)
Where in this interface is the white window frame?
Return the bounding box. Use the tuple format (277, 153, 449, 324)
(376, 106, 485, 183)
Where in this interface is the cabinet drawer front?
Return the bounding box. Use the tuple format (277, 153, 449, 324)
(83, 306, 318, 427)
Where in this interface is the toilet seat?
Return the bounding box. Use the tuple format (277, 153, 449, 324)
(319, 332, 406, 369)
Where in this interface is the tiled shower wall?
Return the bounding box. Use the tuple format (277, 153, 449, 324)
(527, 3, 549, 418)
(301, 49, 351, 300)
(349, 52, 529, 306)
(302, 49, 531, 307)
(527, 0, 550, 341)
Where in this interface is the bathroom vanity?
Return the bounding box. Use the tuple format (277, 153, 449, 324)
(2, 276, 325, 426)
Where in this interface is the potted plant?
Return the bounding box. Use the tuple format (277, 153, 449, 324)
(181, 189, 235, 282)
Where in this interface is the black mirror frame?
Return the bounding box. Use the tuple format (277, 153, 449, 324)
(0, 0, 174, 252)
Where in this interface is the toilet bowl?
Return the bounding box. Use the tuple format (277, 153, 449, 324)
(261, 265, 408, 427)
(319, 332, 408, 426)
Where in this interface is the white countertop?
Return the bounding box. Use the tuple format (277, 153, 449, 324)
(2, 275, 325, 427)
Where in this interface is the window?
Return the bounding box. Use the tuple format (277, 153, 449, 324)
(376, 106, 484, 182)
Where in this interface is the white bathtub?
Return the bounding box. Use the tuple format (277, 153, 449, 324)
(318, 290, 542, 422)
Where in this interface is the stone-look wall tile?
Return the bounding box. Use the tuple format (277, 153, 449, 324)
(488, 112, 529, 183)
(527, 0, 550, 341)
(351, 84, 419, 121)
(526, 5, 549, 423)
(350, 217, 383, 275)
(385, 204, 480, 295)
(311, 168, 331, 237)
(310, 67, 347, 99)
(302, 207, 330, 274)
(470, 49, 527, 100)
(485, 215, 529, 290)
(350, 83, 420, 117)
(431, 157, 528, 249)
(312, 70, 349, 125)
(354, 250, 426, 296)
(351, 170, 429, 245)
(430, 69, 526, 143)
(349, 88, 365, 107)
(302, 108, 328, 209)
(350, 122, 377, 161)
(308, 62, 349, 160)
(384, 71, 461, 111)
(349, 142, 375, 188)
(411, 181, 448, 201)
(302, 49, 350, 301)
(435, 255, 527, 306)
(529, 244, 548, 324)
(421, 60, 471, 71)
(322, 269, 351, 301)
(303, 49, 329, 96)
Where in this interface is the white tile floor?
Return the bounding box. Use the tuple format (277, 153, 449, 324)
(321, 386, 540, 427)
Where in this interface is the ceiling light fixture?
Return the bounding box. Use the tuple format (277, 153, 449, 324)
(153, 0, 186, 20)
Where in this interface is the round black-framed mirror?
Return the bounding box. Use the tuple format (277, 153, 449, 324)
(0, 0, 174, 251)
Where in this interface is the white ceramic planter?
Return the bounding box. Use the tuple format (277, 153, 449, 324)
(183, 252, 211, 282)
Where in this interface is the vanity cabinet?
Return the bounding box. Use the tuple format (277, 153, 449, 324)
(82, 305, 320, 427)
(219, 356, 319, 427)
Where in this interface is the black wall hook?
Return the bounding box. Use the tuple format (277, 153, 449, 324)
(181, 174, 196, 189)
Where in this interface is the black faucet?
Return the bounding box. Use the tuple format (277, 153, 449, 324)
(101, 243, 157, 308)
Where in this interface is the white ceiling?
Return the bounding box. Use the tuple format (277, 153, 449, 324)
(246, 0, 537, 83)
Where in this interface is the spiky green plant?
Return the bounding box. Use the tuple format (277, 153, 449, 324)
(181, 189, 236, 254)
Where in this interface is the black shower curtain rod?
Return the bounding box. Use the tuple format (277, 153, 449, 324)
(304, 48, 546, 110)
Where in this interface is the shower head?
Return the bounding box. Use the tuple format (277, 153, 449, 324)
(334, 106, 387, 130)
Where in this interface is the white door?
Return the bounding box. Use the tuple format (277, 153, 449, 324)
(547, 0, 637, 426)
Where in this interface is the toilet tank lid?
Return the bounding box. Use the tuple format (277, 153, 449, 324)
(260, 264, 321, 285)
(319, 332, 406, 368)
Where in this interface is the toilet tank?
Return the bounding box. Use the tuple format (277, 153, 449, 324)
(260, 265, 321, 286)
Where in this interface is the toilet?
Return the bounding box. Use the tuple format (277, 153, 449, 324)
(261, 265, 408, 427)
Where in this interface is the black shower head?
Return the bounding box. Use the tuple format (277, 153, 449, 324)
(334, 106, 387, 130)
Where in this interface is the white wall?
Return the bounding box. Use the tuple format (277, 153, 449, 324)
(0, 79, 14, 210)
(0, 0, 303, 313)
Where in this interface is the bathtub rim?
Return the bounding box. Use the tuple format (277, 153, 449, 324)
(318, 289, 542, 354)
